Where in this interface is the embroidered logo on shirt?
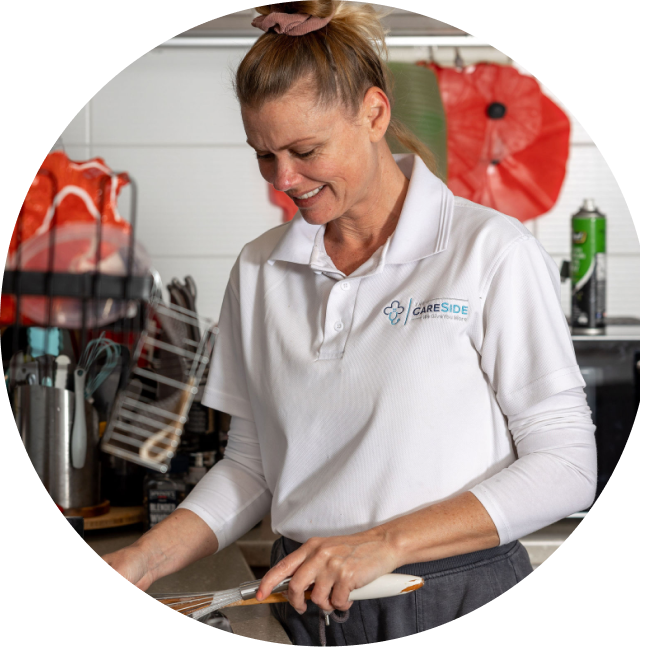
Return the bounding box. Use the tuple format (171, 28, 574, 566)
(383, 298, 470, 326)
(383, 300, 405, 326)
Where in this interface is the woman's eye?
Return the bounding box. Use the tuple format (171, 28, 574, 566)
(255, 149, 316, 160)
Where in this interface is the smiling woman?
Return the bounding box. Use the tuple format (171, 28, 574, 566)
(240, 81, 410, 273)
(102, 2, 597, 645)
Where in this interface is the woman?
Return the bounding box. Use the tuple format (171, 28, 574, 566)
(104, 2, 597, 644)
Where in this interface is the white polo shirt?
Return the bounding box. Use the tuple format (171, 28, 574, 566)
(179, 154, 589, 548)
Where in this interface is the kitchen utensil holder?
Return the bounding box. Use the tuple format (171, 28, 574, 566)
(14, 384, 102, 512)
(100, 298, 217, 473)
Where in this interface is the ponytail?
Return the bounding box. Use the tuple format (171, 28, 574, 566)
(387, 120, 438, 177)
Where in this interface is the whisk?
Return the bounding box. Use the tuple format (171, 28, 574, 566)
(79, 334, 121, 399)
(71, 333, 121, 469)
(151, 573, 424, 621)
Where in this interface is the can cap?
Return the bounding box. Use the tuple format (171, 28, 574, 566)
(582, 198, 597, 211)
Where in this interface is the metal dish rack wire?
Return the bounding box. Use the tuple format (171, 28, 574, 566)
(101, 298, 217, 473)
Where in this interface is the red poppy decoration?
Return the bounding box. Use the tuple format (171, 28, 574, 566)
(422, 62, 570, 222)
(418, 61, 488, 179)
(452, 93, 571, 220)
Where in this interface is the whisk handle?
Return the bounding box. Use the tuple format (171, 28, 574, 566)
(240, 576, 291, 601)
(226, 574, 424, 608)
(224, 592, 302, 608)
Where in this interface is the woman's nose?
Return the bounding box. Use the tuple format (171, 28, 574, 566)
(271, 158, 301, 193)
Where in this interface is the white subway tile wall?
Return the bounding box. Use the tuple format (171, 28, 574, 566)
(60, 105, 90, 146)
(97, 146, 280, 257)
(90, 49, 248, 146)
(57, 45, 639, 322)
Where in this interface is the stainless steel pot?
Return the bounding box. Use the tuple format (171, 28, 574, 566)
(14, 384, 100, 511)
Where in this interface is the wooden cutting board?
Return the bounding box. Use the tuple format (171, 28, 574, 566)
(84, 506, 144, 531)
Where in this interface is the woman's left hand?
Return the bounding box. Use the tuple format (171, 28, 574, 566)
(255, 527, 401, 614)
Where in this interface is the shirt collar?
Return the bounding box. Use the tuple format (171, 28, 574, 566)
(268, 154, 454, 267)
(385, 154, 454, 264)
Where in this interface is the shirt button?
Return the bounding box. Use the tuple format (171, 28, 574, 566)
(341, 281, 350, 291)
(334, 321, 344, 332)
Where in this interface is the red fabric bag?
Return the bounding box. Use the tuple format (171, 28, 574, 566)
(3, 151, 131, 325)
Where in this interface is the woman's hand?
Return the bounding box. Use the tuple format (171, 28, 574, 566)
(102, 544, 156, 591)
(100, 509, 219, 591)
(256, 526, 401, 614)
(256, 492, 499, 615)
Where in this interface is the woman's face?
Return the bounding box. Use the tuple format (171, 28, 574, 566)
(241, 85, 389, 227)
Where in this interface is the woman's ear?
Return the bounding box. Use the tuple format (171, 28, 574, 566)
(362, 87, 391, 143)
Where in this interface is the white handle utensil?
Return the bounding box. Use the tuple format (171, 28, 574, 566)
(348, 573, 422, 601)
(54, 355, 71, 390)
(152, 573, 425, 621)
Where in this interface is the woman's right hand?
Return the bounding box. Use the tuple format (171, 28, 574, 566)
(102, 543, 156, 590)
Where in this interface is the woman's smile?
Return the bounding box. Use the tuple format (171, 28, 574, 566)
(289, 184, 328, 207)
(294, 185, 325, 200)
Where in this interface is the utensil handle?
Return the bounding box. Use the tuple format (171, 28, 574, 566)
(348, 573, 423, 600)
(71, 368, 87, 469)
(224, 592, 302, 608)
(54, 355, 71, 390)
(223, 574, 424, 608)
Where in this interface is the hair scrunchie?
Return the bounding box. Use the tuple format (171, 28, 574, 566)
(251, 11, 333, 36)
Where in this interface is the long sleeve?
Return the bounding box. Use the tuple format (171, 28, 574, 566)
(178, 261, 272, 551)
(470, 386, 597, 544)
(177, 414, 272, 551)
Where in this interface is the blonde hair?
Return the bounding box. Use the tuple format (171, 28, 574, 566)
(236, 1, 438, 175)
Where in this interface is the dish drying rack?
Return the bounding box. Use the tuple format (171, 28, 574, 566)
(100, 299, 217, 473)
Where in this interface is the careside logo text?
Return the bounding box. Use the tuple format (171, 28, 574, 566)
(383, 298, 470, 326)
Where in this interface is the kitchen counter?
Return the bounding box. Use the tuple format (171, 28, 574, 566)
(520, 518, 582, 567)
(86, 526, 291, 644)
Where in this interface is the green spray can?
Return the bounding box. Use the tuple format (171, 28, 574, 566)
(571, 199, 606, 334)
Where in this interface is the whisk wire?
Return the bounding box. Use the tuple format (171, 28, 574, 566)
(152, 587, 244, 618)
(77, 332, 121, 398)
(188, 592, 244, 618)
